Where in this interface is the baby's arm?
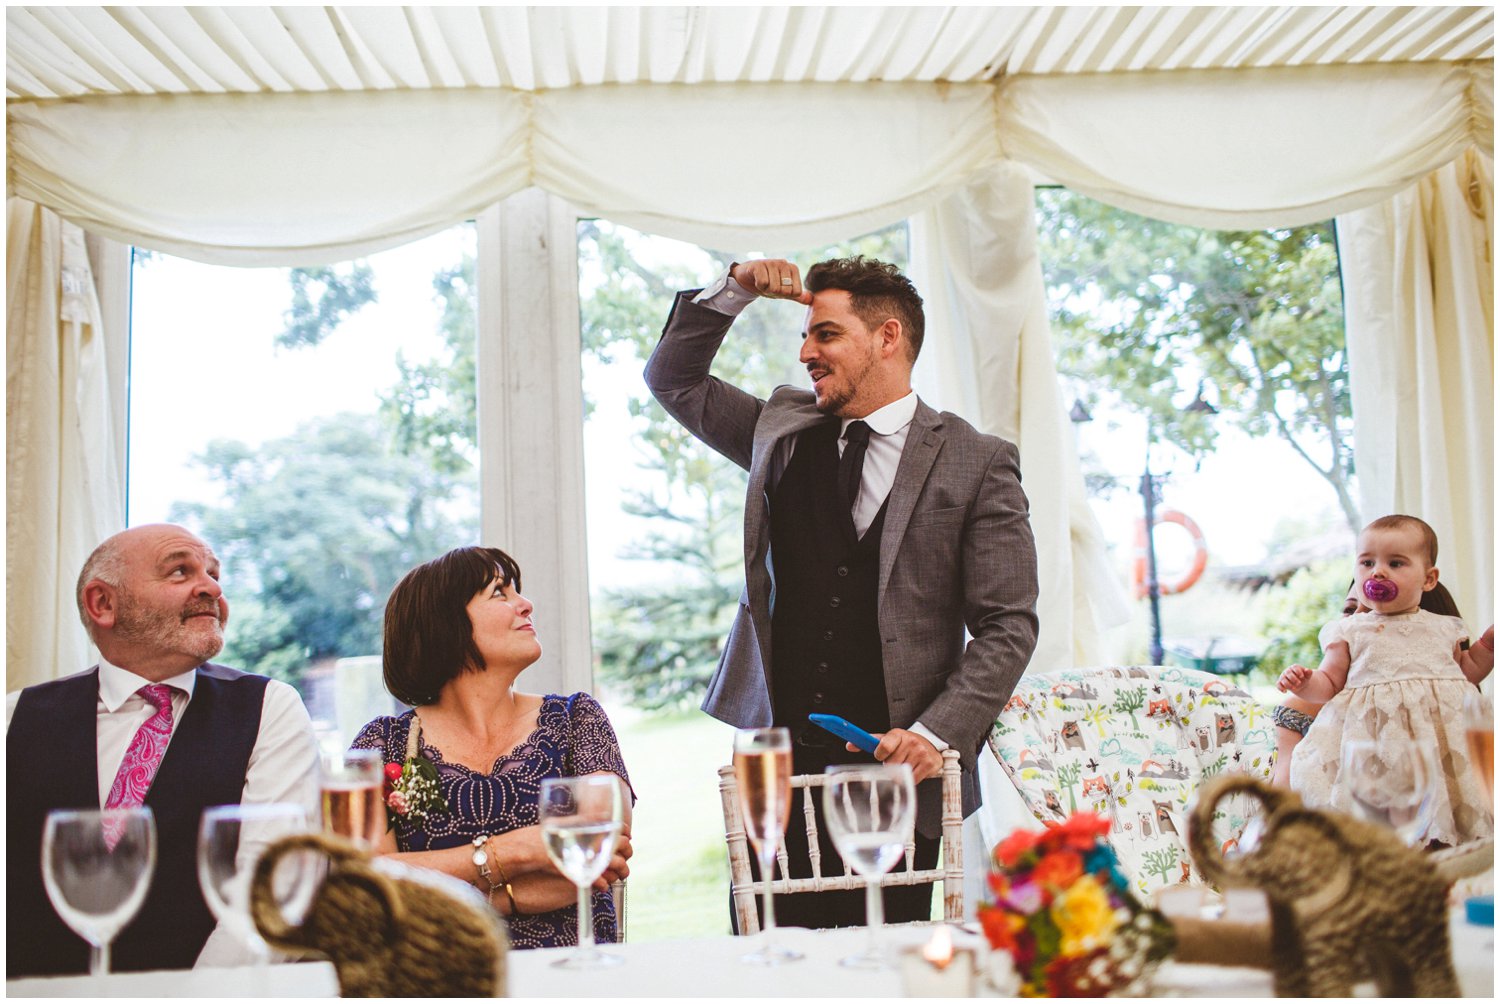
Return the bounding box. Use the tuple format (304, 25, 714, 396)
(1455, 625, 1494, 685)
(1277, 641, 1350, 703)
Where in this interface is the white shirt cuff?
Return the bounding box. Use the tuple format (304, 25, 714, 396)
(692, 269, 757, 316)
(910, 720, 949, 752)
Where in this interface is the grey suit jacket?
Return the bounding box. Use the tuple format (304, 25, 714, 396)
(645, 291, 1040, 828)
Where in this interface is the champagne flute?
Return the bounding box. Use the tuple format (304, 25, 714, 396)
(320, 749, 384, 849)
(198, 803, 317, 966)
(1340, 739, 1438, 846)
(539, 774, 625, 969)
(42, 807, 156, 978)
(823, 762, 916, 969)
(733, 726, 802, 965)
(1464, 688, 1494, 810)
(1463, 687, 1495, 944)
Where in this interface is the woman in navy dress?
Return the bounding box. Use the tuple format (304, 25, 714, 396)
(352, 545, 634, 948)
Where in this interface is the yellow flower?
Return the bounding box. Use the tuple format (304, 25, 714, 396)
(1050, 875, 1121, 956)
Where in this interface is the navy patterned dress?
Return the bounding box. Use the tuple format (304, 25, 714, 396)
(351, 692, 633, 948)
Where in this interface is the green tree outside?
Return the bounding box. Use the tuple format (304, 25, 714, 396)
(170, 243, 479, 687)
(1036, 189, 1355, 531)
(171, 413, 476, 687)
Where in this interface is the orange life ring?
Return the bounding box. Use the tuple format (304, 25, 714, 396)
(1133, 509, 1207, 599)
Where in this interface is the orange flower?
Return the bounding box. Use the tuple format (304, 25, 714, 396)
(994, 829, 1041, 868)
(978, 904, 1025, 952)
(1031, 849, 1084, 891)
(1051, 811, 1111, 852)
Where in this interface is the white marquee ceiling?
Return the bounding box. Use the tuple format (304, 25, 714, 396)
(7, 5, 1494, 101)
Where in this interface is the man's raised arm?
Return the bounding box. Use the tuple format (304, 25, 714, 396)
(643, 259, 807, 472)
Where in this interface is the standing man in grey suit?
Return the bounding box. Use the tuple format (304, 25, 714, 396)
(645, 256, 1039, 928)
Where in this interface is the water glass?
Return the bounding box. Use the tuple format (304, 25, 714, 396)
(198, 803, 318, 965)
(1340, 739, 1437, 846)
(733, 726, 803, 965)
(823, 762, 916, 968)
(539, 774, 625, 969)
(42, 807, 156, 977)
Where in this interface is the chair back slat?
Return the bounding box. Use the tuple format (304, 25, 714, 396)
(717, 749, 964, 935)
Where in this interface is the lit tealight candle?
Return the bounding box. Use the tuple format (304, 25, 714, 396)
(901, 926, 974, 996)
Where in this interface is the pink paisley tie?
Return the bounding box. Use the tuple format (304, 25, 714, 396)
(103, 684, 175, 848)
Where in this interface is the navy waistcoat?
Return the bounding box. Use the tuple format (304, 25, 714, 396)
(770, 421, 890, 748)
(7, 664, 268, 976)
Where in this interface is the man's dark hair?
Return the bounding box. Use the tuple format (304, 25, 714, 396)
(382, 545, 523, 707)
(805, 256, 925, 363)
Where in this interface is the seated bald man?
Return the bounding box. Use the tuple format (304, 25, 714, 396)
(6, 524, 320, 976)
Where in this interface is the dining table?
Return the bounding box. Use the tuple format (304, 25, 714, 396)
(7, 909, 1493, 997)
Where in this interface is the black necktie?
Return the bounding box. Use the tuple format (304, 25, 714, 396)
(838, 420, 872, 513)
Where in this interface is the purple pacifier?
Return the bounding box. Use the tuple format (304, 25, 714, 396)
(1363, 578, 1399, 603)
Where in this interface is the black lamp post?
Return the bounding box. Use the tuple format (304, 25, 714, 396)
(1072, 391, 1216, 667)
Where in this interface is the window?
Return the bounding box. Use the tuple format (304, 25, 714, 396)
(1034, 188, 1352, 670)
(126, 225, 478, 731)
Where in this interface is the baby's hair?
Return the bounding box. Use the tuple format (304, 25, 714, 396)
(1364, 513, 1439, 566)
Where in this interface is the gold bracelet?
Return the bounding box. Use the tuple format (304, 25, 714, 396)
(472, 834, 520, 916)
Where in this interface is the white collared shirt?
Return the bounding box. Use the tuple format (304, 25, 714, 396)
(92, 660, 198, 806)
(7, 658, 321, 966)
(838, 393, 918, 539)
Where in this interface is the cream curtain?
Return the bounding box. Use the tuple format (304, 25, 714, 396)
(7, 82, 999, 266)
(7, 64, 1487, 264)
(910, 163, 1131, 676)
(1337, 151, 1495, 630)
(7, 198, 122, 691)
(1001, 63, 1489, 229)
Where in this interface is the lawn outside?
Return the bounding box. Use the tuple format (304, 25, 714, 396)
(610, 707, 738, 942)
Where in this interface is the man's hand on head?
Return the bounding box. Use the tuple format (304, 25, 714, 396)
(730, 259, 813, 304)
(850, 728, 943, 783)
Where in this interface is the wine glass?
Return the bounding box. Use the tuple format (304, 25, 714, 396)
(539, 774, 625, 969)
(823, 762, 916, 969)
(198, 803, 318, 966)
(320, 749, 384, 848)
(42, 807, 156, 978)
(1340, 739, 1438, 846)
(733, 726, 803, 965)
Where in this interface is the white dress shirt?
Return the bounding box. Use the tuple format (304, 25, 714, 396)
(7, 659, 321, 966)
(693, 271, 949, 754)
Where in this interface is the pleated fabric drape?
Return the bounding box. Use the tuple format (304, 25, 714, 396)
(6, 198, 123, 691)
(1338, 151, 1495, 633)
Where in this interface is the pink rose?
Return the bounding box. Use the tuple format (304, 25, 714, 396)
(386, 789, 410, 815)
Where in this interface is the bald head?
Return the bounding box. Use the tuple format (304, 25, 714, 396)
(77, 524, 229, 680)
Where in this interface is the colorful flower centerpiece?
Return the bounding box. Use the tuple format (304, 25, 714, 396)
(978, 812, 1174, 996)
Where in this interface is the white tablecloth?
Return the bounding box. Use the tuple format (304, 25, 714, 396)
(7, 912, 1491, 997)
(5, 961, 340, 997)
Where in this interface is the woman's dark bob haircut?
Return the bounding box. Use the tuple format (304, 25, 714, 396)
(383, 546, 523, 707)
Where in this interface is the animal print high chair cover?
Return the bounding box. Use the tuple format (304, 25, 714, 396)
(988, 666, 1277, 897)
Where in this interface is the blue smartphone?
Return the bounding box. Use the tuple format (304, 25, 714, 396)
(807, 713, 880, 754)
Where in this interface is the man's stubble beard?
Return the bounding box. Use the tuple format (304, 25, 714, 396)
(114, 585, 225, 663)
(813, 343, 880, 417)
